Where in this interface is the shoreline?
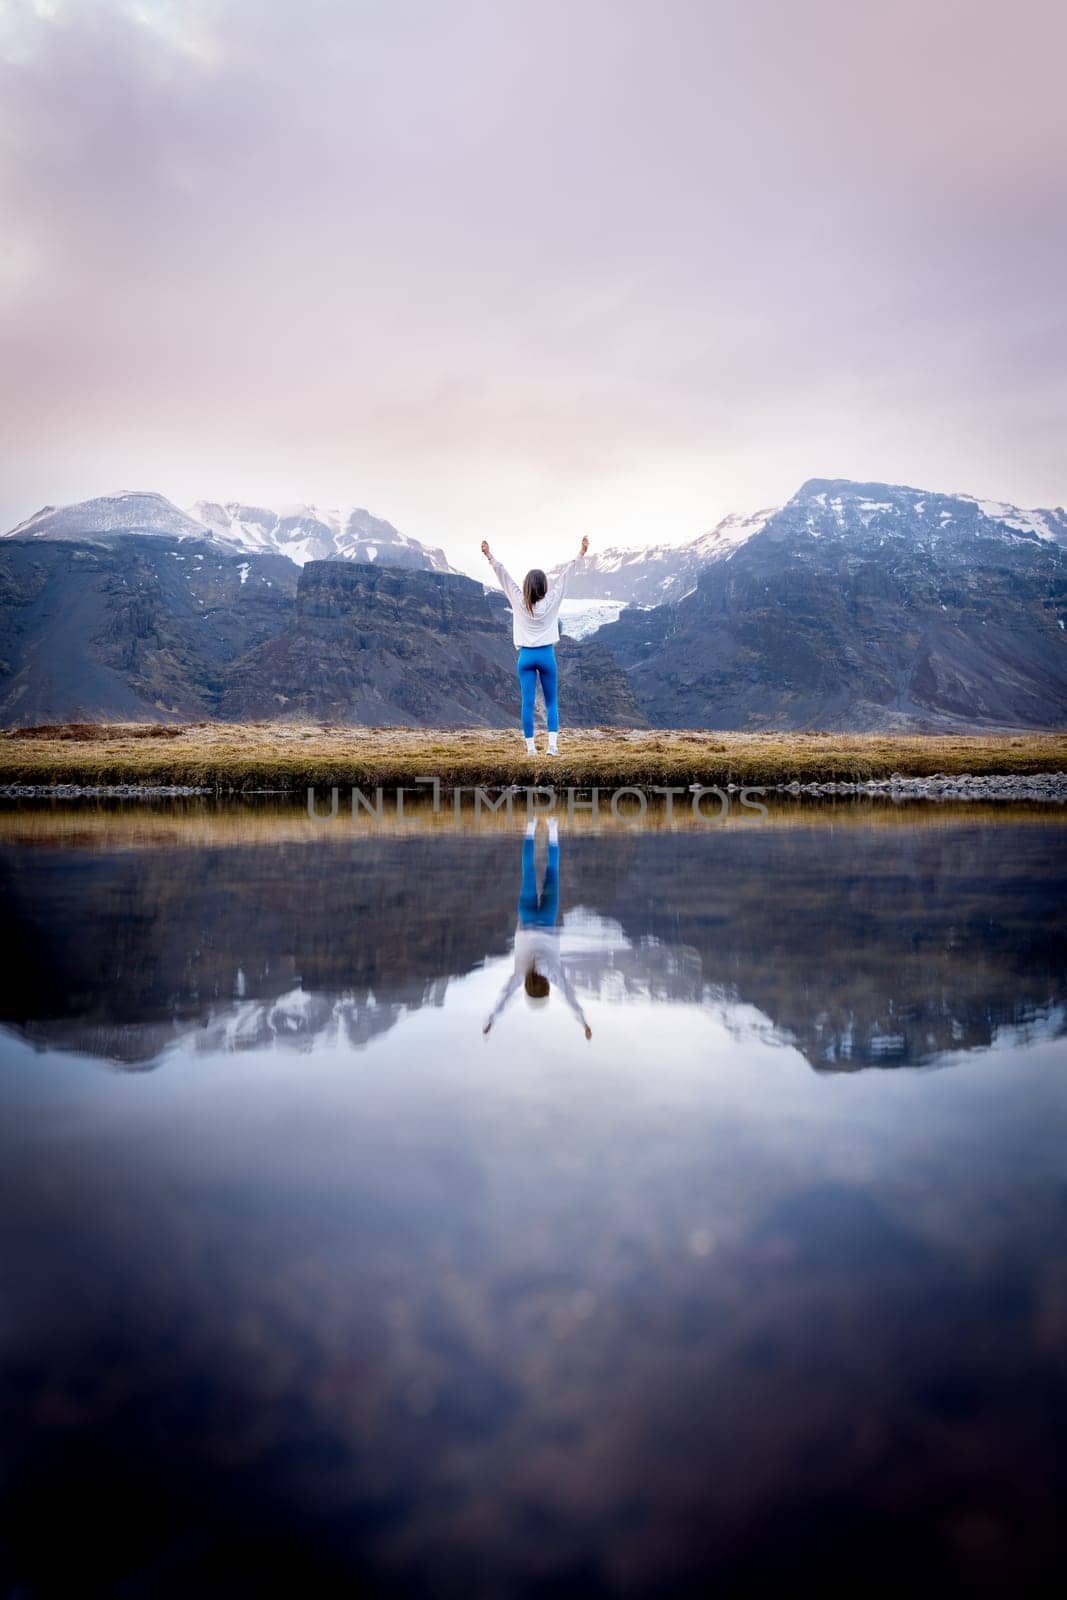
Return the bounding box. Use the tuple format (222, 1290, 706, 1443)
(3, 776, 1066, 801)
(2, 723, 1067, 797)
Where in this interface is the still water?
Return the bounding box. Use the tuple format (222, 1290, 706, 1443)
(1, 799, 1065, 1595)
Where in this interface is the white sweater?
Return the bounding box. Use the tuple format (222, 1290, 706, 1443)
(488, 555, 583, 648)
(484, 926, 590, 1034)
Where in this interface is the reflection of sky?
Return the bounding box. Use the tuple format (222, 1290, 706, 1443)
(2, 974, 1066, 1590)
(2, 814, 1065, 1590)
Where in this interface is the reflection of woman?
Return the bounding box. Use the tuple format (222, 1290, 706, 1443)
(483, 818, 592, 1038)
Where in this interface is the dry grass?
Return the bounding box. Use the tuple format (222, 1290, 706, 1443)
(2, 722, 1067, 791)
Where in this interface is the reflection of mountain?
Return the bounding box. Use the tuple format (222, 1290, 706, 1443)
(590, 826, 1067, 1069)
(0, 819, 1064, 1070)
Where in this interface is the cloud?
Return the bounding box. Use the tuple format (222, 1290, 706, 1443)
(1, 0, 1065, 565)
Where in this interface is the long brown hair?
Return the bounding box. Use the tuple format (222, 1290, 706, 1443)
(523, 568, 547, 612)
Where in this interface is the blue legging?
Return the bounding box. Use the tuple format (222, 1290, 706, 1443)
(517, 645, 559, 737)
(519, 836, 559, 927)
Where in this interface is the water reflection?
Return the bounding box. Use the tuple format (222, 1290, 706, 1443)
(484, 818, 592, 1038)
(0, 802, 1063, 1070)
(1, 801, 1066, 1594)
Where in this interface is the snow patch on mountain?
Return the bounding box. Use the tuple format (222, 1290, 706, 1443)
(0, 490, 458, 577)
(559, 598, 629, 639)
(5, 491, 209, 544)
(187, 499, 457, 572)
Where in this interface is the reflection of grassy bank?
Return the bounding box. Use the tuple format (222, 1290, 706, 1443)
(2, 723, 1067, 791)
(1, 793, 1065, 851)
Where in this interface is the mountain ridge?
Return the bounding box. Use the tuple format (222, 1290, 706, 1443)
(3, 475, 1066, 731)
(555, 479, 1067, 607)
(594, 478, 1067, 730)
(3, 490, 457, 576)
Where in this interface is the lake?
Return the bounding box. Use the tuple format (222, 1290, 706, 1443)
(1, 797, 1065, 1595)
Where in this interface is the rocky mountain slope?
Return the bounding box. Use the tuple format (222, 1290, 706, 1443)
(0, 537, 641, 728)
(0, 535, 297, 724)
(219, 562, 643, 727)
(5, 491, 456, 575)
(595, 479, 1067, 730)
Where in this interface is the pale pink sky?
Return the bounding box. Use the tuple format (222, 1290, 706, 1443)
(1, 0, 1065, 570)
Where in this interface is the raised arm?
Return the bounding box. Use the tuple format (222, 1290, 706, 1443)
(483, 970, 523, 1035)
(481, 539, 524, 610)
(557, 964, 592, 1039)
(545, 534, 590, 607)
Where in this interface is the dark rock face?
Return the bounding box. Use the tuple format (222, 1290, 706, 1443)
(220, 562, 645, 727)
(0, 536, 297, 724)
(0, 541, 642, 728)
(597, 480, 1067, 730)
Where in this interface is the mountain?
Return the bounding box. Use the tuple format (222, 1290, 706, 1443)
(188, 499, 457, 572)
(561, 485, 1067, 608)
(0, 536, 641, 728)
(3, 491, 458, 576)
(219, 561, 644, 727)
(595, 478, 1067, 730)
(5, 491, 211, 546)
(550, 508, 778, 604)
(5, 476, 1067, 732)
(0, 535, 298, 724)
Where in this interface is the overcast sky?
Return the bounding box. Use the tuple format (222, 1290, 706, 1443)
(1, 0, 1064, 572)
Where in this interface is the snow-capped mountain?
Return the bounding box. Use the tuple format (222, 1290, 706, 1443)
(187, 500, 457, 572)
(599, 478, 1067, 730)
(5, 491, 210, 545)
(763, 478, 1067, 554)
(558, 482, 1067, 605)
(551, 507, 778, 604)
(2, 491, 458, 575)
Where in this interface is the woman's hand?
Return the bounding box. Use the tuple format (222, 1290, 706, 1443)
(580, 535, 589, 557)
(481, 540, 492, 560)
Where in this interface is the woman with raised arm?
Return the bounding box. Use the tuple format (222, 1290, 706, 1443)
(481, 533, 589, 755)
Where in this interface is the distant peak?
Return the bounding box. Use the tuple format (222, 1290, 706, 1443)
(794, 477, 920, 501)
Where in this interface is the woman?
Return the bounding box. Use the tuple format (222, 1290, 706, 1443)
(481, 534, 589, 755)
(483, 817, 592, 1038)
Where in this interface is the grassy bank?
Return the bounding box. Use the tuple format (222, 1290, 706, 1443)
(1, 797, 1064, 854)
(2, 723, 1067, 791)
